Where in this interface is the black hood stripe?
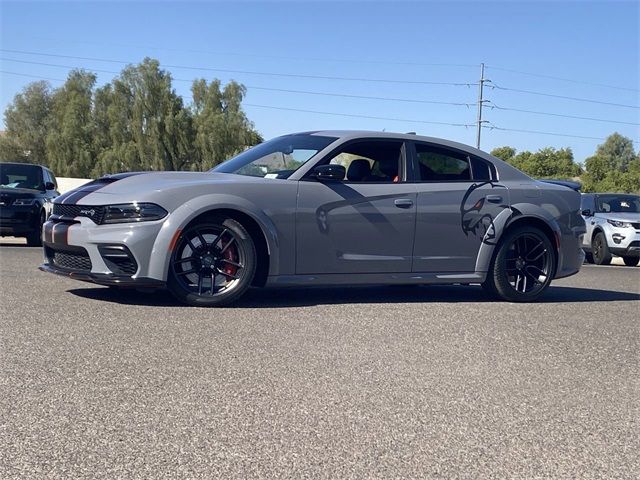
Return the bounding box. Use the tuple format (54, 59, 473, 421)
(55, 172, 146, 205)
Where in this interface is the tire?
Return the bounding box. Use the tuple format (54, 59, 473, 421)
(584, 252, 594, 264)
(622, 256, 639, 267)
(483, 225, 555, 302)
(167, 217, 257, 307)
(26, 211, 45, 247)
(591, 232, 612, 265)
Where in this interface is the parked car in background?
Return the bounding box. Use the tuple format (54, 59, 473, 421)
(0, 162, 59, 246)
(39, 131, 586, 306)
(581, 193, 640, 266)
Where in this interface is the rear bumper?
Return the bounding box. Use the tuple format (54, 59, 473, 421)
(38, 263, 165, 288)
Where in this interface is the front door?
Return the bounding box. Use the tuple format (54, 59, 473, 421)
(296, 139, 417, 274)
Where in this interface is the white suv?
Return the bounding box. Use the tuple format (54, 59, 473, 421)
(581, 193, 640, 266)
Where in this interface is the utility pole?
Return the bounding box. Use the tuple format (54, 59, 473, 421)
(476, 62, 486, 149)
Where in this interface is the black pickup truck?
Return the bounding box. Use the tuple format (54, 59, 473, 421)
(0, 162, 59, 246)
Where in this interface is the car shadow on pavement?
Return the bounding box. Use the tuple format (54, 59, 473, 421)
(67, 284, 640, 308)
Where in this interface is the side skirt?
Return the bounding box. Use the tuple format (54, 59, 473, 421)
(265, 271, 486, 287)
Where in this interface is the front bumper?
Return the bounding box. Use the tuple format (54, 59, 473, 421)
(38, 263, 165, 288)
(607, 227, 640, 257)
(0, 206, 40, 235)
(39, 215, 168, 284)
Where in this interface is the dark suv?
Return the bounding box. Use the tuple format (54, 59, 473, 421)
(0, 162, 59, 246)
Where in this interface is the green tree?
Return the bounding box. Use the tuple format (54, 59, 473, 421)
(46, 70, 97, 177)
(490, 146, 581, 179)
(582, 133, 639, 192)
(0, 81, 52, 164)
(192, 79, 262, 169)
(93, 58, 195, 174)
(489, 146, 516, 163)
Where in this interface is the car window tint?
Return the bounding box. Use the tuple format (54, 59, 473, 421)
(596, 195, 640, 213)
(470, 157, 493, 181)
(327, 141, 403, 183)
(580, 195, 595, 211)
(415, 144, 471, 181)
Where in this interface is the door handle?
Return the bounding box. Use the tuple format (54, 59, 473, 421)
(394, 198, 414, 209)
(486, 195, 503, 204)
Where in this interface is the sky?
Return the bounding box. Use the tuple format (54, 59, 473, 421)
(0, 0, 638, 163)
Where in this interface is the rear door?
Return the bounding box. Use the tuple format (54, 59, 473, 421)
(410, 142, 510, 272)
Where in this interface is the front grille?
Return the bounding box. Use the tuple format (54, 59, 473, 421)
(52, 204, 105, 224)
(48, 247, 92, 272)
(632, 222, 640, 230)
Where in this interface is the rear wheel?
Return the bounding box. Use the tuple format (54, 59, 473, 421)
(591, 232, 611, 265)
(168, 218, 256, 307)
(26, 211, 45, 247)
(483, 226, 555, 302)
(622, 256, 639, 267)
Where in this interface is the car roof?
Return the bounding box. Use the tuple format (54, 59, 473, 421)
(0, 161, 48, 169)
(297, 129, 491, 157)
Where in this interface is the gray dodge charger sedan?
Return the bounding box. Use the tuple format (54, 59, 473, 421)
(40, 131, 586, 306)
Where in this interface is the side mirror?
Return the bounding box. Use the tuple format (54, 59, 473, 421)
(45, 182, 56, 191)
(581, 209, 592, 217)
(314, 164, 345, 181)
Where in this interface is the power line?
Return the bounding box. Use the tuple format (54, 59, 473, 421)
(0, 63, 476, 107)
(0, 49, 477, 86)
(486, 101, 640, 126)
(232, 86, 474, 107)
(490, 83, 640, 109)
(244, 104, 475, 128)
(13, 36, 479, 69)
(486, 65, 639, 93)
(0, 70, 66, 82)
(483, 123, 612, 142)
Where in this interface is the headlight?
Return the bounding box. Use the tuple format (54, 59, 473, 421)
(102, 203, 168, 224)
(607, 219, 632, 228)
(13, 198, 37, 206)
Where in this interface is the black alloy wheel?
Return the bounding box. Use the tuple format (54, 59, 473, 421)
(484, 226, 555, 302)
(168, 218, 256, 307)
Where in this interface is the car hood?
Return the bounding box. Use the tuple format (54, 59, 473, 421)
(595, 212, 640, 222)
(53, 171, 277, 205)
(0, 186, 39, 198)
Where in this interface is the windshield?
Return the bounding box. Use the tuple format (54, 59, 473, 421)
(0, 163, 44, 190)
(212, 134, 337, 179)
(596, 194, 640, 213)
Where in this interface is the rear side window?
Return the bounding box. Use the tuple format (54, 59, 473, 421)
(580, 195, 595, 211)
(415, 143, 471, 181)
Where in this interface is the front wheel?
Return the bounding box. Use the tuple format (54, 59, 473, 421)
(592, 232, 611, 265)
(167, 218, 257, 307)
(622, 256, 639, 267)
(483, 226, 555, 302)
(26, 211, 45, 247)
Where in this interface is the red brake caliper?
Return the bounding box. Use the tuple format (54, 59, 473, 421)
(222, 234, 238, 278)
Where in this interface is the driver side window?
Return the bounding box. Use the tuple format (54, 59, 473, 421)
(326, 140, 403, 183)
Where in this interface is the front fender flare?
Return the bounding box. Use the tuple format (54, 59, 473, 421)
(147, 194, 280, 282)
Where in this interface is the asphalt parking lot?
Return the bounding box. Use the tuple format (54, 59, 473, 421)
(1, 242, 639, 479)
